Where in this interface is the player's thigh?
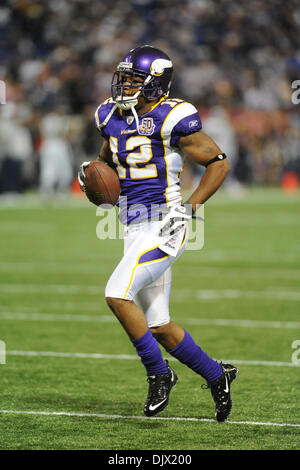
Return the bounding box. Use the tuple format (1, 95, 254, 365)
(105, 242, 171, 300)
(105, 229, 186, 302)
(135, 267, 172, 328)
(105, 221, 187, 300)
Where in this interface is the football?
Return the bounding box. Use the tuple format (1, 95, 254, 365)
(84, 161, 120, 207)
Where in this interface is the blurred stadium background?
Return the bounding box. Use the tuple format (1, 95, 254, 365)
(0, 0, 299, 196)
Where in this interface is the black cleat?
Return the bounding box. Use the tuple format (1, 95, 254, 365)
(144, 360, 178, 417)
(204, 363, 238, 422)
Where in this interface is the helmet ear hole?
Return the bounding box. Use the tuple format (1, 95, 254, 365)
(142, 77, 164, 99)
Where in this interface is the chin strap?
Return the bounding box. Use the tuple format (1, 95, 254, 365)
(98, 100, 140, 133)
(98, 103, 118, 129)
(130, 105, 140, 131)
(117, 89, 141, 131)
(99, 85, 142, 132)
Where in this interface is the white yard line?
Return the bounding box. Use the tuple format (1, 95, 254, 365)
(173, 289, 300, 301)
(0, 261, 113, 273)
(6, 350, 300, 367)
(175, 265, 300, 280)
(1, 283, 300, 301)
(0, 284, 103, 294)
(0, 312, 116, 323)
(184, 317, 300, 329)
(2, 261, 300, 279)
(0, 302, 103, 312)
(1, 311, 299, 329)
(0, 409, 299, 429)
(7, 350, 138, 360)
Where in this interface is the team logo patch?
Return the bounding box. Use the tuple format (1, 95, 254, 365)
(139, 118, 155, 136)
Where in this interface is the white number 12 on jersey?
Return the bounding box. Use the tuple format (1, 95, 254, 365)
(109, 136, 157, 179)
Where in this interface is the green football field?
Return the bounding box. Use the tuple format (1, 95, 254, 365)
(0, 187, 299, 451)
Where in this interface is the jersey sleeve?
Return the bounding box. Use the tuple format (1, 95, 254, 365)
(161, 102, 202, 148)
(94, 100, 116, 140)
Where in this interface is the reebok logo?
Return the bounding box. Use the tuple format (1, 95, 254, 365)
(189, 119, 199, 128)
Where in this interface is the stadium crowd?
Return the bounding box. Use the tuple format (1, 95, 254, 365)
(0, 0, 299, 194)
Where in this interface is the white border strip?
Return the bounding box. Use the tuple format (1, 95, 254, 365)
(6, 350, 300, 367)
(0, 409, 299, 428)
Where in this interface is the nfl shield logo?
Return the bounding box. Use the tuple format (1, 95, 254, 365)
(126, 116, 134, 125)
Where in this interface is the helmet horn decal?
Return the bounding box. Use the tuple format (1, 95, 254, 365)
(150, 59, 173, 77)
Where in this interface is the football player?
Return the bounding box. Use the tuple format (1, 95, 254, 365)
(78, 45, 238, 422)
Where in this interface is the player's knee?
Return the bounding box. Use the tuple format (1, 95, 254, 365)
(150, 323, 171, 342)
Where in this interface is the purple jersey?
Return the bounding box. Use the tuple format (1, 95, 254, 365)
(94, 97, 202, 224)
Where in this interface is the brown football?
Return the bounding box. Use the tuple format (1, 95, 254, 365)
(84, 161, 120, 207)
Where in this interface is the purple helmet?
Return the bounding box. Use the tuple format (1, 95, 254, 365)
(111, 45, 173, 106)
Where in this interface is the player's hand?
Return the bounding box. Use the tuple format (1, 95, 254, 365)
(77, 161, 90, 192)
(159, 204, 193, 237)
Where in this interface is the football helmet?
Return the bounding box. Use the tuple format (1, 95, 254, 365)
(111, 45, 173, 111)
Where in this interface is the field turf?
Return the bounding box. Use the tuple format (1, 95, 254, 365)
(0, 188, 299, 451)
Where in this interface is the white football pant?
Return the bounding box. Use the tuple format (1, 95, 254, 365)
(105, 220, 188, 327)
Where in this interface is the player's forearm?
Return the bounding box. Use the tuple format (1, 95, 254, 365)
(96, 140, 115, 167)
(187, 160, 230, 212)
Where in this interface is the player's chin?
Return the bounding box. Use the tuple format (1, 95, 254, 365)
(123, 90, 136, 97)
